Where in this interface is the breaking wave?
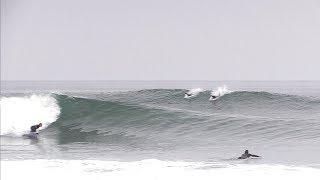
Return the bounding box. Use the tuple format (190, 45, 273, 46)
(1, 89, 320, 146)
(0, 94, 60, 136)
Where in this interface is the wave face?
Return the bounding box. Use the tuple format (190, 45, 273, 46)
(1, 89, 320, 163)
(3, 90, 319, 140)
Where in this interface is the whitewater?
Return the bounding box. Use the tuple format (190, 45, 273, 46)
(1, 81, 320, 179)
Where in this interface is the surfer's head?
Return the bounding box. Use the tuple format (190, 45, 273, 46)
(245, 150, 249, 154)
(39, 123, 42, 127)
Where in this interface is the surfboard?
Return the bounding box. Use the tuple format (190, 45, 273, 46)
(23, 132, 38, 139)
(209, 96, 220, 101)
(184, 94, 195, 98)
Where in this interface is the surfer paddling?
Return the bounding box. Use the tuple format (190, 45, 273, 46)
(238, 150, 260, 159)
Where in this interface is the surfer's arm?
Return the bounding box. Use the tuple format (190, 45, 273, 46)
(249, 154, 260, 157)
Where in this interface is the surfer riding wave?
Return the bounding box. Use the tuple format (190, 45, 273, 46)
(30, 123, 42, 133)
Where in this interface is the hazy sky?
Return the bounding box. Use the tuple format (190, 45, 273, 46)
(1, 0, 320, 81)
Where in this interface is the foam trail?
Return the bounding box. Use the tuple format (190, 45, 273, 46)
(0, 94, 60, 136)
(184, 88, 204, 98)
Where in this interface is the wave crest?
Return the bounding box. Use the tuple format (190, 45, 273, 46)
(0, 94, 60, 136)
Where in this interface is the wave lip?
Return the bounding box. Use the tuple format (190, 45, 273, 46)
(0, 94, 60, 136)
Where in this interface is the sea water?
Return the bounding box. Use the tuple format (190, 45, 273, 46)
(1, 81, 320, 179)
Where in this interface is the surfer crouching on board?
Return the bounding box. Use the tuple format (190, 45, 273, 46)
(238, 150, 260, 159)
(30, 123, 42, 134)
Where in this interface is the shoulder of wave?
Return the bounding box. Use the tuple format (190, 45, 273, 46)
(223, 90, 320, 101)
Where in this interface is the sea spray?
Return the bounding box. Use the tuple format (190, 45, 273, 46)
(210, 85, 231, 97)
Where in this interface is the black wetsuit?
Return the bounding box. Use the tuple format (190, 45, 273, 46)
(30, 125, 41, 132)
(238, 153, 260, 159)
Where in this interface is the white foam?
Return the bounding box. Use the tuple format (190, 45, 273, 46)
(1, 159, 320, 180)
(185, 88, 204, 98)
(0, 94, 60, 136)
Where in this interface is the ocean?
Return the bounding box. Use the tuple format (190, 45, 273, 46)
(1, 81, 320, 179)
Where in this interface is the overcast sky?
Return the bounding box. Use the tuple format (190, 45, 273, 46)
(1, 0, 320, 81)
